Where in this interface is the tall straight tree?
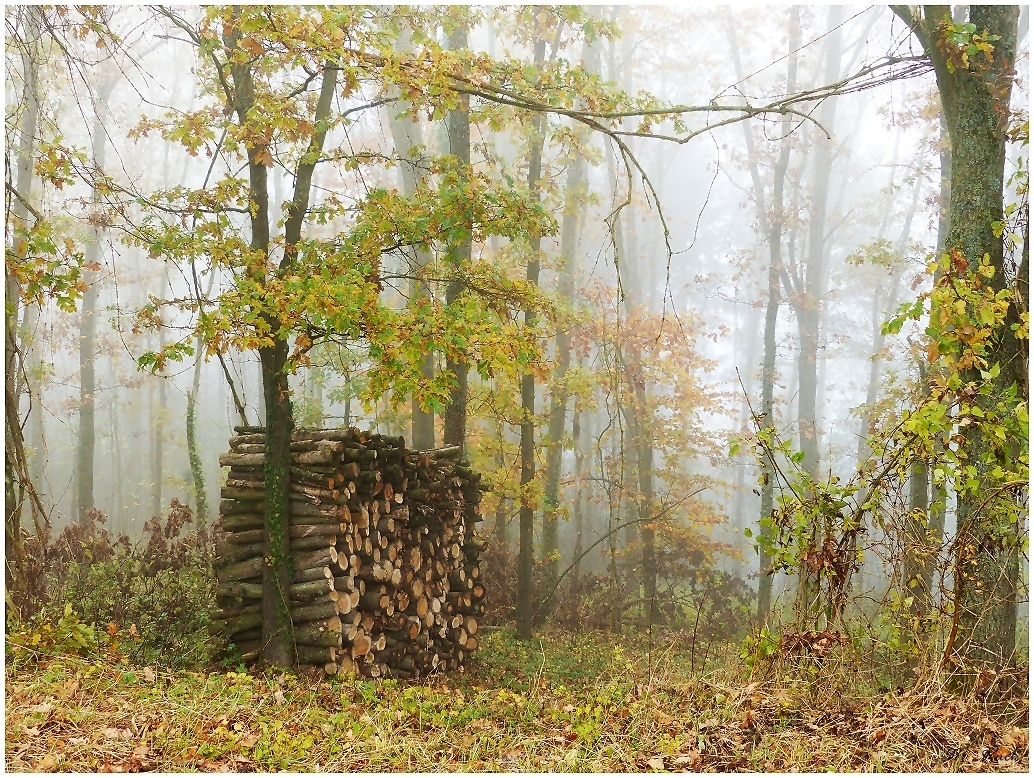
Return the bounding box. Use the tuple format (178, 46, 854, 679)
(6, 5, 44, 594)
(541, 37, 594, 602)
(516, 15, 548, 640)
(796, 6, 841, 483)
(443, 11, 471, 453)
(727, 7, 799, 622)
(386, 26, 435, 450)
(77, 74, 116, 523)
(779, 6, 841, 618)
(893, 4, 1023, 667)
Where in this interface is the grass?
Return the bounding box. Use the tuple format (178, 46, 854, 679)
(5, 626, 1029, 772)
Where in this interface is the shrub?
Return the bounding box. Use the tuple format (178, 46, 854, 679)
(7, 501, 223, 669)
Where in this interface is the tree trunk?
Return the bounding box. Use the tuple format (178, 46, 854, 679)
(517, 28, 547, 639)
(259, 338, 293, 666)
(5, 8, 43, 602)
(728, 7, 799, 623)
(793, 7, 842, 620)
(186, 334, 209, 536)
(152, 264, 169, 519)
(443, 20, 471, 453)
(895, 3, 1022, 667)
(937, 5, 1020, 666)
(571, 381, 586, 605)
(631, 377, 656, 622)
(78, 76, 115, 523)
(493, 400, 509, 544)
(387, 27, 435, 450)
(541, 136, 587, 603)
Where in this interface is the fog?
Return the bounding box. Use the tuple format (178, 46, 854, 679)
(6, 5, 1028, 625)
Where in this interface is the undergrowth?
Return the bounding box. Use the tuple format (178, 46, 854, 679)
(6, 626, 1028, 772)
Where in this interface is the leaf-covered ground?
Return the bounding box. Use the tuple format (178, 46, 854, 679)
(5, 627, 1029, 772)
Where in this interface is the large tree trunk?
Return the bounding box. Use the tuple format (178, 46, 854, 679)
(443, 21, 471, 453)
(895, 4, 1022, 667)
(938, 5, 1020, 667)
(728, 7, 799, 623)
(387, 28, 435, 450)
(516, 24, 547, 641)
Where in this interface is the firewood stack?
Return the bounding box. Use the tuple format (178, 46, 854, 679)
(211, 426, 485, 679)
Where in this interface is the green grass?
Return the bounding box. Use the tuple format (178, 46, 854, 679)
(5, 627, 1029, 772)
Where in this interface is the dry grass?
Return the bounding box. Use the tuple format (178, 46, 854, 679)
(5, 627, 1029, 772)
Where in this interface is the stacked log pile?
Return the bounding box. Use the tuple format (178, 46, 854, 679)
(211, 426, 485, 679)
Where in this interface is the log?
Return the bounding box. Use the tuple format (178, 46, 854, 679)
(360, 591, 391, 610)
(292, 601, 338, 623)
(212, 611, 263, 636)
(225, 528, 265, 546)
(219, 453, 265, 468)
(351, 634, 372, 658)
(293, 565, 333, 584)
(229, 433, 265, 447)
(218, 513, 264, 533)
(290, 579, 334, 601)
(290, 439, 344, 453)
(294, 547, 337, 570)
(292, 449, 336, 466)
(291, 466, 336, 489)
(221, 487, 266, 502)
(219, 498, 262, 516)
(214, 540, 264, 566)
(296, 644, 336, 665)
(231, 639, 263, 662)
(293, 429, 357, 442)
(225, 478, 264, 491)
(290, 502, 344, 520)
(218, 582, 263, 601)
(289, 523, 344, 539)
(215, 555, 265, 582)
(291, 536, 337, 553)
(292, 615, 341, 634)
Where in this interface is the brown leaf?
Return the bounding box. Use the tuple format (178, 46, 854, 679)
(647, 756, 666, 771)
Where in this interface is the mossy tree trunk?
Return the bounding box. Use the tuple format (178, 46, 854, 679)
(223, 21, 338, 667)
(893, 4, 1022, 667)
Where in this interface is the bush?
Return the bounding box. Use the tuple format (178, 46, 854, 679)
(7, 501, 223, 669)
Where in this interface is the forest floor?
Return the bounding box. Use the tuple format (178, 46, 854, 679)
(5, 626, 1029, 773)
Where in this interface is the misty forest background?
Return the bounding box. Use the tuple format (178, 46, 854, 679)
(3, 4, 1031, 771)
